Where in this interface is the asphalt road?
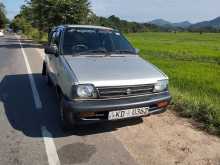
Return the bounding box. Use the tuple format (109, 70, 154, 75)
(0, 34, 139, 165)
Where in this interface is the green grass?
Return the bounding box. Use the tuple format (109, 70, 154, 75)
(128, 32, 220, 64)
(127, 32, 220, 134)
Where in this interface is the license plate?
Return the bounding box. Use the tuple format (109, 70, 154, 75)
(108, 107, 149, 120)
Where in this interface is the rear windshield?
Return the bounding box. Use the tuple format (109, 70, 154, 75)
(62, 28, 135, 55)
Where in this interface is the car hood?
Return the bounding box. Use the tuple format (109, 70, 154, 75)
(64, 55, 167, 87)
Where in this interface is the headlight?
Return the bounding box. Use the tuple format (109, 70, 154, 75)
(154, 80, 168, 92)
(73, 84, 97, 99)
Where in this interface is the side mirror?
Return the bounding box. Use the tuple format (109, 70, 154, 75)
(135, 48, 140, 54)
(45, 44, 58, 56)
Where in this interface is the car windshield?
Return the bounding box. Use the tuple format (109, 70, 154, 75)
(62, 28, 135, 55)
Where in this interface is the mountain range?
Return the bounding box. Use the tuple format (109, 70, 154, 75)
(149, 17, 220, 29)
(149, 19, 192, 28)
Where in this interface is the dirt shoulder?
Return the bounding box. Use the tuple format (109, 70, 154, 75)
(113, 111, 220, 165)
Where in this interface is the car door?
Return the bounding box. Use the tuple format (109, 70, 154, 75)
(55, 30, 73, 96)
(47, 30, 61, 84)
(48, 29, 75, 96)
(51, 30, 71, 93)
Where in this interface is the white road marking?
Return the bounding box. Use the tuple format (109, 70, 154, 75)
(16, 35, 42, 109)
(41, 126, 61, 165)
(16, 35, 61, 165)
(0, 102, 5, 121)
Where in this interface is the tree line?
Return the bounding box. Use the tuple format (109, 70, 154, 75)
(88, 14, 160, 33)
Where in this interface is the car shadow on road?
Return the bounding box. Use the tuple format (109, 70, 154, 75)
(0, 74, 143, 138)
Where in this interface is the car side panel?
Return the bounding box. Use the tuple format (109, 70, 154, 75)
(49, 53, 58, 84)
(56, 56, 78, 98)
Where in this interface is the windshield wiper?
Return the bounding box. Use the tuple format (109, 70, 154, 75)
(87, 50, 108, 54)
(73, 48, 110, 56)
(111, 50, 135, 54)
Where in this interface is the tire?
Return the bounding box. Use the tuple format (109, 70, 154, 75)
(59, 96, 76, 131)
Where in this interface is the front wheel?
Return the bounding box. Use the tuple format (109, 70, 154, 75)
(60, 97, 76, 131)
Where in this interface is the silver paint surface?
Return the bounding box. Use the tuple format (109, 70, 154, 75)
(64, 54, 167, 87)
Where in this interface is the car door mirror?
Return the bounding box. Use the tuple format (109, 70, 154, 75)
(135, 48, 140, 54)
(45, 44, 59, 56)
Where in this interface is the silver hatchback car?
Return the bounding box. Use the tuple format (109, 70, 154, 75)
(43, 25, 171, 129)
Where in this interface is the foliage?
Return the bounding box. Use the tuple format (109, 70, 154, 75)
(0, 2, 8, 29)
(30, 0, 90, 30)
(11, 0, 91, 40)
(127, 32, 220, 134)
(10, 15, 47, 41)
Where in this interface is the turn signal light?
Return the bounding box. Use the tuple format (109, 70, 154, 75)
(157, 101, 169, 108)
(79, 112, 96, 118)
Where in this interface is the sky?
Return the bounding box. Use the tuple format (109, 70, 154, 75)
(1, 0, 25, 19)
(1, 0, 220, 23)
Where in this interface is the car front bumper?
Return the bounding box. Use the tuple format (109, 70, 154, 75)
(63, 91, 172, 123)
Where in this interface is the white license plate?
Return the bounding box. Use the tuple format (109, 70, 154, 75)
(108, 107, 149, 120)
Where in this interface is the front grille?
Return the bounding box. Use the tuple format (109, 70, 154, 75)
(97, 84, 155, 99)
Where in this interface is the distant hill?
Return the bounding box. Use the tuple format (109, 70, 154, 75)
(173, 21, 192, 28)
(149, 17, 220, 31)
(149, 19, 172, 27)
(190, 17, 220, 29)
(149, 19, 192, 29)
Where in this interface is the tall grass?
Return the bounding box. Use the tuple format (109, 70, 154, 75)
(127, 32, 220, 134)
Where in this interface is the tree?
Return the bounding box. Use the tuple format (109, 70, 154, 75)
(29, 0, 91, 31)
(11, 0, 91, 40)
(0, 2, 7, 29)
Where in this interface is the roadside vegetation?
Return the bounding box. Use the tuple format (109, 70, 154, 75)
(127, 32, 220, 134)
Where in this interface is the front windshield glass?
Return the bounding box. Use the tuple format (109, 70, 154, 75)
(62, 28, 135, 55)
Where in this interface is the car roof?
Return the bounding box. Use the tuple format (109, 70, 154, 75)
(54, 25, 114, 31)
